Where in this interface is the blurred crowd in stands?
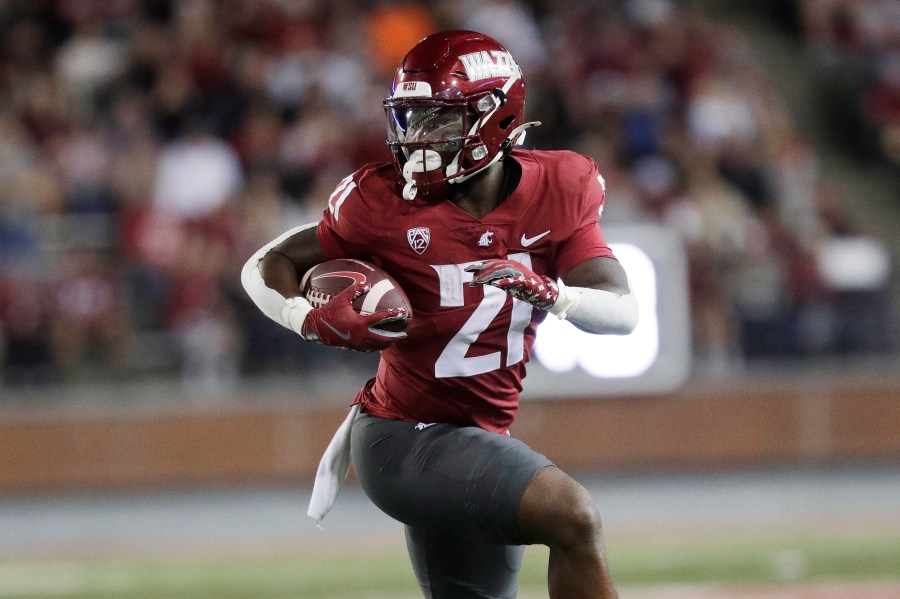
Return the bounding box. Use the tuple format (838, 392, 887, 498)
(0, 0, 895, 394)
(781, 0, 900, 166)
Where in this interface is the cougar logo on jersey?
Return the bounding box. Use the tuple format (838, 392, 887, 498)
(459, 51, 520, 82)
(407, 227, 430, 255)
(477, 230, 494, 247)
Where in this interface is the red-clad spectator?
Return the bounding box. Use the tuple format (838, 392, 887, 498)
(49, 249, 130, 380)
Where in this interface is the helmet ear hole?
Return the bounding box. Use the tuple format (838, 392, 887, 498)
(499, 115, 515, 130)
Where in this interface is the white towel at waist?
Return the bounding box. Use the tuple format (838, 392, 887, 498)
(307, 403, 360, 526)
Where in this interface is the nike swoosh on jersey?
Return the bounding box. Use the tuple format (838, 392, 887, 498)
(520, 230, 551, 247)
(323, 321, 352, 341)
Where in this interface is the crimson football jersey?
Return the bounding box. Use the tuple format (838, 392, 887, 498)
(317, 149, 616, 433)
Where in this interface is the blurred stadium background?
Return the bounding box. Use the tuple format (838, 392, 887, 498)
(0, 0, 898, 597)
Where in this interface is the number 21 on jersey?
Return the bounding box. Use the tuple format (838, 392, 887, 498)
(430, 252, 534, 378)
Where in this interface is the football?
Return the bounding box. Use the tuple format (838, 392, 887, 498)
(299, 259, 412, 332)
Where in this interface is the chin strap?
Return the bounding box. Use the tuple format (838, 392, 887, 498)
(402, 181, 417, 201)
(401, 148, 442, 201)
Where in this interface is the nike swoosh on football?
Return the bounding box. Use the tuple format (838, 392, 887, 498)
(521, 230, 551, 247)
(323, 321, 351, 341)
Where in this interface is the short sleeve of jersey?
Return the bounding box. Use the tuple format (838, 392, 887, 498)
(317, 172, 374, 261)
(554, 158, 616, 278)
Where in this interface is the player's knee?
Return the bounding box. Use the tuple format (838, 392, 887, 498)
(519, 468, 603, 548)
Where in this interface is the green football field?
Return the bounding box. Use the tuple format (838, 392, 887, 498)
(2, 532, 898, 598)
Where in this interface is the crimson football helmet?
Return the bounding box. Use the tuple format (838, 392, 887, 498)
(384, 30, 540, 200)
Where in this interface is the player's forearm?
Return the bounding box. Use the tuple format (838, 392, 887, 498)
(259, 251, 302, 298)
(240, 223, 318, 333)
(548, 279, 638, 335)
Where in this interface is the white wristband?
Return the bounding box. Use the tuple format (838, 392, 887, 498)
(548, 279, 639, 335)
(280, 296, 314, 335)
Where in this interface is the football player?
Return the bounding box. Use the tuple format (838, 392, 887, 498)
(242, 30, 637, 599)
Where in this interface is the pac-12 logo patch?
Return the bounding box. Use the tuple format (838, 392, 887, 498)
(407, 227, 430, 255)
